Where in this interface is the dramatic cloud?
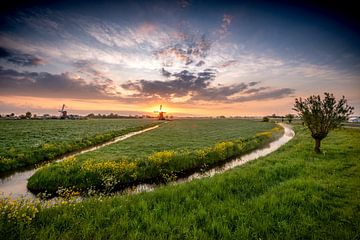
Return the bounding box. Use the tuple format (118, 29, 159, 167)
(154, 34, 211, 67)
(0, 67, 119, 99)
(73, 60, 103, 77)
(192, 83, 248, 101)
(232, 88, 295, 102)
(0, 47, 44, 66)
(243, 87, 268, 94)
(249, 81, 261, 86)
(122, 69, 213, 99)
(161, 68, 172, 77)
(2, 2, 357, 115)
(72, 60, 116, 83)
(196, 60, 205, 67)
(122, 69, 293, 103)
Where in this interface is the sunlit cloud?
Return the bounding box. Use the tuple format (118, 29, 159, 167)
(0, 0, 359, 115)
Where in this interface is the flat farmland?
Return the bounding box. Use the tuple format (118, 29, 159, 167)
(74, 119, 277, 160)
(3, 125, 359, 240)
(28, 119, 281, 194)
(0, 119, 156, 172)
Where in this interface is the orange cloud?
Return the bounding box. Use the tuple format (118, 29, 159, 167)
(0, 94, 296, 117)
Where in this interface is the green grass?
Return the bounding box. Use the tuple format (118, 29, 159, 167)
(0, 119, 157, 172)
(27, 119, 280, 194)
(2, 126, 360, 239)
(73, 119, 277, 160)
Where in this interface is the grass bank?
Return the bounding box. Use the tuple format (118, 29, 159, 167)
(27, 119, 280, 195)
(2, 125, 359, 239)
(0, 119, 157, 172)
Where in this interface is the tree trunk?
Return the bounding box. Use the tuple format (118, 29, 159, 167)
(314, 138, 321, 153)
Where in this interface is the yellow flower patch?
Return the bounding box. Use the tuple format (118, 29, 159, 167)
(81, 160, 137, 175)
(148, 151, 175, 165)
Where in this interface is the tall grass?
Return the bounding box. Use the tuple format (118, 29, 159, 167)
(2, 125, 359, 239)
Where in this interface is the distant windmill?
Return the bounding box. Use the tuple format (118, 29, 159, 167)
(58, 104, 68, 119)
(154, 104, 166, 120)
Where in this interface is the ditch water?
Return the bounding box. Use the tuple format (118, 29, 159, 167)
(128, 123, 295, 194)
(0, 125, 160, 198)
(0, 123, 295, 199)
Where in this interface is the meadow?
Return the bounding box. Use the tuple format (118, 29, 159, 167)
(0, 119, 157, 172)
(2, 125, 359, 239)
(27, 119, 281, 195)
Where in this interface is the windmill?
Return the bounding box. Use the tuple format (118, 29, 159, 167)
(154, 104, 166, 120)
(58, 104, 68, 119)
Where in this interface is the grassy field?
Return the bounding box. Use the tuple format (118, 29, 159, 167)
(0, 119, 157, 172)
(2, 125, 359, 239)
(61, 119, 276, 160)
(27, 119, 280, 194)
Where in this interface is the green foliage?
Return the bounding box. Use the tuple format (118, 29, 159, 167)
(262, 116, 269, 122)
(2, 126, 359, 239)
(293, 92, 354, 153)
(25, 112, 32, 119)
(0, 119, 157, 172)
(285, 113, 294, 123)
(27, 121, 282, 195)
(0, 195, 40, 223)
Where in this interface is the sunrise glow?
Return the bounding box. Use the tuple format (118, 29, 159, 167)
(0, 1, 359, 116)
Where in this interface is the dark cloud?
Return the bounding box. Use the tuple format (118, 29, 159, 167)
(0, 66, 294, 104)
(73, 60, 101, 76)
(193, 83, 248, 101)
(73, 60, 112, 81)
(248, 81, 260, 86)
(243, 87, 268, 94)
(195, 60, 205, 66)
(161, 68, 171, 77)
(122, 69, 214, 99)
(233, 88, 295, 102)
(0, 67, 119, 99)
(121, 68, 293, 103)
(0, 47, 44, 66)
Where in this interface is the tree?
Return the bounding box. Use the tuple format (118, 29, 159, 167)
(293, 92, 354, 153)
(262, 116, 269, 122)
(285, 114, 294, 123)
(25, 111, 32, 119)
(87, 113, 95, 118)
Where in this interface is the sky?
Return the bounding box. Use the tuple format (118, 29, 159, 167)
(0, 0, 359, 117)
